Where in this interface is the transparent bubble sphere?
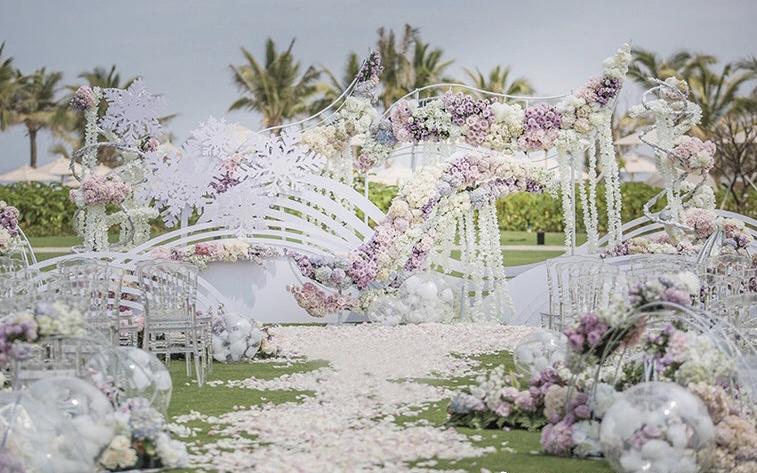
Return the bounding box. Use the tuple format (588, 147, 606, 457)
(0, 391, 94, 472)
(86, 346, 172, 414)
(29, 376, 115, 462)
(513, 330, 568, 376)
(600, 382, 715, 473)
(366, 295, 406, 326)
(397, 272, 456, 324)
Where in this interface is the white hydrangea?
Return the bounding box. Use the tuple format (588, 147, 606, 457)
(603, 43, 632, 79)
(0, 227, 13, 255)
(484, 102, 524, 151)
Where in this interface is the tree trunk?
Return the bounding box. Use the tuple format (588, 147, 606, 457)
(28, 127, 38, 168)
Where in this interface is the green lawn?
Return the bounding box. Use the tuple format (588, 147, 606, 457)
(504, 250, 564, 266)
(168, 350, 611, 473)
(499, 230, 585, 247)
(27, 235, 82, 248)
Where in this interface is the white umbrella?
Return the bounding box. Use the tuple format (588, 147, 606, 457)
(0, 165, 56, 183)
(621, 152, 658, 174)
(38, 157, 83, 179)
(616, 129, 659, 146)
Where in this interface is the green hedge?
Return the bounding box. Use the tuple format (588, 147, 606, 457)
(1, 181, 754, 237)
(0, 183, 77, 237)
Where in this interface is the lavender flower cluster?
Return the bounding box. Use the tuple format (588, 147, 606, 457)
(441, 92, 494, 145)
(355, 50, 383, 85)
(69, 175, 131, 207)
(628, 271, 700, 309)
(563, 312, 610, 354)
(70, 85, 98, 111)
(287, 282, 357, 317)
(518, 103, 562, 151)
(0, 313, 38, 367)
(577, 75, 622, 107)
(0, 201, 20, 237)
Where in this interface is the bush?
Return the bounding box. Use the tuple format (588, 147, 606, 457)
(1, 181, 753, 237)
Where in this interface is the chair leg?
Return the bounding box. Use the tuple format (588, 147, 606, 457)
(194, 350, 203, 387)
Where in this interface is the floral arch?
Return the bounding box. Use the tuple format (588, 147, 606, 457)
(48, 43, 635, 322)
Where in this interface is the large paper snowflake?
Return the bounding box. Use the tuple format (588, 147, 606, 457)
(100, 79, 164, 145)
(245, 130, 325, 196)
(199, 183, 272, 236)
(143, 118, 263, 226)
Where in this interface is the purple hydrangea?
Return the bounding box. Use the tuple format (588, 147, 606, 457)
(518, 103, 562, 151)
(70, 85, 98, 111)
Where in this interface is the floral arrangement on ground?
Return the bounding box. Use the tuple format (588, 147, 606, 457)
(447, 270, 757, 473)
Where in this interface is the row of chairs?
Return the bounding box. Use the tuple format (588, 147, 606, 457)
(0, 256, 210, 386)
(543, 253, 756, 349)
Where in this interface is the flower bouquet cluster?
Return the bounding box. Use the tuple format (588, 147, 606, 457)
(354, 49, 383, 98)
(672, 136, 716, 174)
(69, 175, 131, 207)
(99, 397, 188, 471)
(0, 201, 21, 255)
(0, 302, 86, 368)
(287, 282, 357, 318)
(628, 271, 701, 310)
(151, 239, 281, 271)
(448, 365, 561, 431)
(621, 323, 735, 388)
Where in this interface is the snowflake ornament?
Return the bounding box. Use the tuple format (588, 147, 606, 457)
(245, 130, 325, 196)
(199, 183, 272, 236)
(99, 79, 164, 145)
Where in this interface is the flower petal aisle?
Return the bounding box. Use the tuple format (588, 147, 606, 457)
(169, 324, 613, 472)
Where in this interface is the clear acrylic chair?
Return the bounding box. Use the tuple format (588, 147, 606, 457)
(137, 260, 205, 386)
(0, 257, 36, 314)
(56, 258, 116, 343)
(722, 293, 757, 352)
(544, 256, 620, 331)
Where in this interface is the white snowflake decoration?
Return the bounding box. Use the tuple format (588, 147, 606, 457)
(143, 117, 263, 226)
(245, 130, 325, 196)
(199, 183, 271, 236)
(100, 78, 164, 145)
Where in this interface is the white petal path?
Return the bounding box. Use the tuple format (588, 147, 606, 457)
(177, 323, 539, 472)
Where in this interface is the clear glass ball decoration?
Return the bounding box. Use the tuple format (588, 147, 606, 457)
(513, 330, 568, 376)
(600, 382, 715, 473)
(28, 376, 115, 462)
(212, 313, 263, 362)
(0, 391, 94, 472)
(397, 272, 456, 324)
(85, 346, 172, 414)
(366, 295, 406, 326)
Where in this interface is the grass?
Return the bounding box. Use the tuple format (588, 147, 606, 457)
(27, 235, 82, 247)
(166, 349, 611, 473)
(499, 230, 586, 247)
(504, 250, 564, 266)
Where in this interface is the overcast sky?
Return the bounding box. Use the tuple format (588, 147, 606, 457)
(1, 0, 756, 172)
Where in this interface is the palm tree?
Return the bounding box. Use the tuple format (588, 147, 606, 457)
(78, 65, 136, 90)
(51, 65, 140, 166)
(229, 38, 321, 130)
(309, 52, 362, 115)
(8, 68, 67, 167)
(0, 43, 18, 130)
(686, 61, 756, 130)
(376, 24, 417, 109)
(627, 48, 716, 87)
(409, 40, 454, 98)
(464, 65, 534, 98)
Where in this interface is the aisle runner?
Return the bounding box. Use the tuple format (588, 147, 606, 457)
(179, 324, 537, 472)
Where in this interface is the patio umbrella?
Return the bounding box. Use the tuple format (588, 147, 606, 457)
(616, 129, 659, 146)
(0, 165, 56, 183)
(38, 157, 83, 182)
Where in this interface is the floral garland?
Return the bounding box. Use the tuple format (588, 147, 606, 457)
(149, 239, 281, 272)
(289, 153, 555, 316)
(0, 201, 21, 255)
